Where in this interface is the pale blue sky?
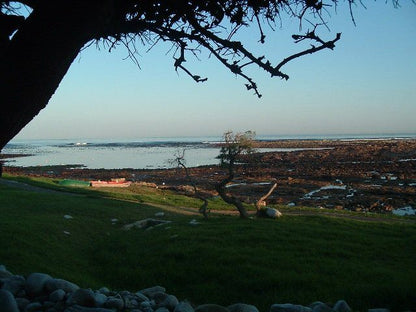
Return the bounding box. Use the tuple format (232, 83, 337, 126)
(14, 2, 416, 140)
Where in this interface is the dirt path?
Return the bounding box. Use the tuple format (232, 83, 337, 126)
(1, 178, 414, 224)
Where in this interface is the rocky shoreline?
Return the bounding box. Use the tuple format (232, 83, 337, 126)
(3, 139, 416, 215)
(0, 265, 393, 312)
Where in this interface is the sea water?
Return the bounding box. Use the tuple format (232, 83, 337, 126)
(3, 134, 415, 169)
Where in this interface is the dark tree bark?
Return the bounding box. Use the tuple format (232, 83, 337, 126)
(0, 1, 112, 150)
(215, 159, 250, 219)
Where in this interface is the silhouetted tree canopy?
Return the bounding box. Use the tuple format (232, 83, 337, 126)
(0, 0, 404, 151)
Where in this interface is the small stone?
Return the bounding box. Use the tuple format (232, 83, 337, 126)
(156, 308, 171, 312)
(195, 304, 230, 312)
(367, 309, 390, 312)
(309, 302, 332, 312)
(98, 287, 110, 295)
(140, 286, 166, 298)
(49, 289, 66, 302)
(67, 288, 97, 307)
(103, 297, 124, 309)
(1, 275, 25, 295)
(45, 278, 80, 293)
(64, 305, 114, 312)
(332, 300, 351, 312)
(94, 292, 108, 307)
(270, 303, 311, 312)
(174, 302, 194, 312)
(228, 303, 259, 312)
(64, 215, 73, 219)
(0, 289, 19, 312)
(134, 291, 150, 302)
(159, 294, 179, 310)
(155, 212, 165, 217)
(15, 297, 30, 310)
(25, 272, 53, 297)
(152, 291, 169, 303)
(25, 302, 43, 312)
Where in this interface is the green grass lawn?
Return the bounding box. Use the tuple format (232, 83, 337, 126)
(0, 178, 415, 311)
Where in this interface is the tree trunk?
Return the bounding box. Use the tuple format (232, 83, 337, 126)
(0, 2, 113, 151)
(215, 161, 250, 218)
(215, 183, 250, 218)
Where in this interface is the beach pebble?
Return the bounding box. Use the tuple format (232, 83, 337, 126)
(25, 272, 53, 297)
(228, 303, 259, 312)
(333, 300, 351, 312)
(0, 289, 19, 312)
(67, 288, 97, 307)
(174, 302, 194, 312)
(270, 303, 311, 312)
(45, 278, 80, 293)
(195, 304, 230, 312)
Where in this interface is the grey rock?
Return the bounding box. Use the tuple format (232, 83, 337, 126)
(332, 300, 351, 312)
(49, 289, 66, 302)
(45, 278, 80, 294)
(368, 309, 390, 312)
(156, 308, 171, 312)
(309, 302, 331, 312)
(153, 291, 169, 303)
(141, 300, 155, 312)
(195, 304, 230, 312)
(134, 291, 150, 302)
(25, 272, 53, 297)
(67, 289, 97, 307)
(25, 302, 43, 311)
(140, 286, 166, 298)
(15, 297, 31, 310)
(103, 297, 124, 309)
(270, 303, 311, 312)
(93, 292, 108, 307)
(159, 294, 179, 310)
(97, 287, 110, 296)
(1, 275, 25, 295)
(64, 305, 114, 312)
(0, 289, 19, 312)
(265, 207, 282, 219)
(174, 302, 194, 312)
(228, 303, 259, 312)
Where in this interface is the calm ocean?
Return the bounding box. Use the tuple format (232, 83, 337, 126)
(3, 134, 415, 169)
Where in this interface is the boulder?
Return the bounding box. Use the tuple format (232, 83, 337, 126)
(140, 286, 166, 298)
(174, 301, 194, 312)
(45, 278, 80, 293)
(270, 303, 311, 312)
(195, 304, 230, 312)
(103, 297, 124, 309)
(0, 289, 19, 312)
(67, 288, 97, 307)
(25, 272, 53, 297)
(228, 303, 259, 312)
(158, 294, 179, 310)
(309, 302, 332, 312)
(265, 207, 282, 219)
(1, 275, 25, 295)
(49, 289, 66, 302)
(332, 300, 351, 312)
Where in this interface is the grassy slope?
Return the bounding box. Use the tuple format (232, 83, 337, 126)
(0, 180, 415, 311)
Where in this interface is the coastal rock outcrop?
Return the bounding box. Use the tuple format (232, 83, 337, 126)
(0, 265, 396, 312)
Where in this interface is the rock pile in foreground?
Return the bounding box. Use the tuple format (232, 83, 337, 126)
(0, 265, 391, 312)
